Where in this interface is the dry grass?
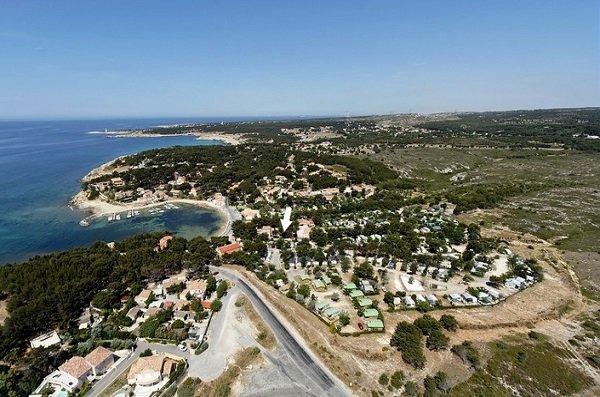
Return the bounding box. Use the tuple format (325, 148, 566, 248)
(0, 299, 8, 326)
(195, 347, 262, 397)
(235, 295, 276, 350)
(98, 369, 129, 397)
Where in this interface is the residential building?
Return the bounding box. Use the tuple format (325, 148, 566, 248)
(84, 346, 114, 376)
(30, 330, 61, 349)
(216, 242, 242, 256)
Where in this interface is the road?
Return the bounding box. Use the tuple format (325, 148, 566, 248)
(213, 266, 351, 397)
(86, 341, 145, 397)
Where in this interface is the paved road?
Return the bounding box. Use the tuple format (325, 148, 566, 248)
(87, 343, 142, 397)
(213, 266, 351, 397)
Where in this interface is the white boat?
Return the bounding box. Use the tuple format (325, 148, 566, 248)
(115, 213, 121, 220)
(134, 210, 140, 216)
(107, 214, 114, 222)
(127, 209, 133, 218)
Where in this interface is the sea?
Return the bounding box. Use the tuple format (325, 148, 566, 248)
(0, 118, 237, 265)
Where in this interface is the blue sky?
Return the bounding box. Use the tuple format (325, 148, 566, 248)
(0, 1, 598, 119)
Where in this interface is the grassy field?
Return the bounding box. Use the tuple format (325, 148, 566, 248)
(449, 333, 594, 397)
(370, 147, 600, 289)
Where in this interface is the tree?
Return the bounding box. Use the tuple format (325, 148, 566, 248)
(404, 381, 419, 396)
(210, 299, 223, 312)
(353, 262, 374, 279)
(340, 257, 351, 273)
(216, 281, 229, 298)
(206, 275, 217, 296)
(383, 291, 395, 307)
(434, 371, 451, 394)
(390, 321, 425, 369)
(171, 319, 185, 330)
(439, 314, 458, 332)
(298, 284, 311, 298)
(339, 313, 350, 326)
(426, 329, 450, 351)
(140, 348, 153, 357)
(414, 314, 440, 336)
(389, 371, 404, 389)
(423, 375, 437, 397)
(378, 373, 389, 386)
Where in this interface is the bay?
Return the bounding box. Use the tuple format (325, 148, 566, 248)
(0, 118, 229, 264)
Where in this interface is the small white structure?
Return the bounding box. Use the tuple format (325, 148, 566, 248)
(30, 330, 61, 349)
(426, 295, 439, 306)
(415, 294, 427, 303)
(448, 293, 463, 304)
(403, 296, 416, 308)
(461, 292, 477, 303)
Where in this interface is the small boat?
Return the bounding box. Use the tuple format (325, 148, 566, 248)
(134, 210, 140, 216)
(115, 213, 121, 220)
(107, 213, 115, 221)
(127, 209, 133, 218)
(79, 219, 89, 227)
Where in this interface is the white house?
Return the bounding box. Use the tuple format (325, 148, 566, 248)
(85, 346, 114, 376)
(30, 330, 61, 349)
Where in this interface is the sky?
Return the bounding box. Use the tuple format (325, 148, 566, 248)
(0, 1, 598, 119)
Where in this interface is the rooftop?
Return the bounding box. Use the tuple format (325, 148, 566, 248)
(59, 356, 92, 379)
(84, 346, 113, 368)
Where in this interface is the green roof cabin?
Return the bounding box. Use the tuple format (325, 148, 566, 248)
(357, 298, 373, 308)
(321, 275, 332, 285)
(315, 301, 331, 312)
(367, 319, 384, 331)
(349, 290, 365, 299)
(363, 308, 379, 318)
(312, 279, 326, 291)
(323, 307, 342, 319)
(298, 272, 311, 283)
(343, 282, 357, 291)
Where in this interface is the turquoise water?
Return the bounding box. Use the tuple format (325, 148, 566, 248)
(0, 118, 228, 264)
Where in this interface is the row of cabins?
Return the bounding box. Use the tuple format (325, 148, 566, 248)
(314, 300, 383, 331)
(505, 275, 535, 290)
(448, 289, 501, 305)
(399, 294, 439, 309)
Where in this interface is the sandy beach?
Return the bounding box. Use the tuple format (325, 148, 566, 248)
(71, 192, 233, 236)
(89, 130, 246, 145)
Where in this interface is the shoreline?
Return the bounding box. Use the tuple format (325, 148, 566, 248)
(71, 192, 233, 237)
(89, 130, 245, 146)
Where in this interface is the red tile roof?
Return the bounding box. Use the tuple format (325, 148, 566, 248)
(216, 242, 242, 256)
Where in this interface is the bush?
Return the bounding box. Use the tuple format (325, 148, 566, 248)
(426, 329, 450, 351)
(390, 321, 425, 368)
(452, 341, 481, 369)
(389, 371, 404, 389)
(378, 373, 389, 386)
(211, 299, 223, 312)
(140, 348, 152, 357)
(194, 341, 209, 355)
(171, 319, 185, 329)
(414, 314, 440, 336)
(178, 377, 202, 397)
(439, 314, 459, 332)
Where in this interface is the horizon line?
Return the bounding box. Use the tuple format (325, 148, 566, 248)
(0, 105, 598, 123)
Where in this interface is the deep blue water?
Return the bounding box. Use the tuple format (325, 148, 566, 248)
(0, 118, 229, 264)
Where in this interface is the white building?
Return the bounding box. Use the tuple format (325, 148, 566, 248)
(30, 330, 61, 349)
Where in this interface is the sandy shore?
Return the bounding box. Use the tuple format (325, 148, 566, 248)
(71, 192, 232, 236)
(90, 130, 245, 145)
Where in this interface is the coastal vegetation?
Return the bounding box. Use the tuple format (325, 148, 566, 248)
(2, 108, 600, 396)
(0, 232, 217, 396)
